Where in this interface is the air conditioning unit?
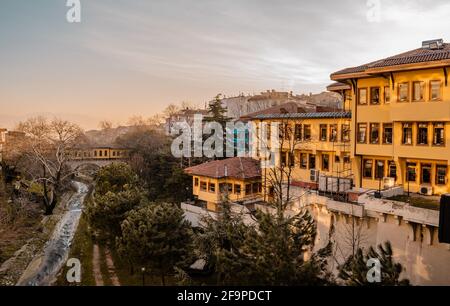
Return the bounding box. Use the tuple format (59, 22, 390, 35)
(310, 169, 319, 182)
(419, 186, 433, 196)
(383, 177, 395, 189)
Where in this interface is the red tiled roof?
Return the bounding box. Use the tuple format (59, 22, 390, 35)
(239, 102, 306, 121)
(184, 157, 261, 180)
(331, 43, 450, 77)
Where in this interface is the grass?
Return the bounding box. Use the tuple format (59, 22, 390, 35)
(387, 194, 440, 211)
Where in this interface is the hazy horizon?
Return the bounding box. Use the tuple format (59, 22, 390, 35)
(1, 0, 450, 130)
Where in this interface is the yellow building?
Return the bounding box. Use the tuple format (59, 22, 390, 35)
(330, 39, 450, 195)
(250, 112, 352, 193)
(184, 157, 262, 212)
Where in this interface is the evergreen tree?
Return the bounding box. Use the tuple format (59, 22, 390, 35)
(338, 241, 410, 286)
(204, 94, 230, 127)
(215, 208, 333, 286)
(117, 202, 195, 285)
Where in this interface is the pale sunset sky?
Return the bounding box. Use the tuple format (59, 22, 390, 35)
(1, 0, 449, 130)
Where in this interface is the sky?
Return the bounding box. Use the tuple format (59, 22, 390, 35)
(1, 0, 450, 130)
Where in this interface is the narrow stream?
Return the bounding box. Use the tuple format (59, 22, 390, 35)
(17, 181, 89, 286)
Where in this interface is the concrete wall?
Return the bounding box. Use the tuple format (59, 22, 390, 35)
(294, 189, 450, 285)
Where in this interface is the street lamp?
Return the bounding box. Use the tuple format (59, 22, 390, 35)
(375, 161, 384, 198)
(141, 267, 146, 286)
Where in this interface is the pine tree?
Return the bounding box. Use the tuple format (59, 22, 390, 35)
(338, 241, 410, 286)
(117, 202, 195, 285)
(204, 94, 230, 127)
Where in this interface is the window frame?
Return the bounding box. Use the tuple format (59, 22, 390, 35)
(412, 81, 425, 102)
(303, 124, 312, 141)
(369, 123, 380, 144)
(417, 122, 429, 146)
(341, 124, 350, 142)
(300, 153, 308, 169)
(363, 159, 373, 179)
(329, 124, 338, 142)
(382, 123, 393, 144)
(429, 80, 443, 101)
(433, 122, 445, 147)
(358, 88, 368, 105)
(384, 86, 391, 104)
(320, 124, 328, 142)
(402, 123, 413, 145)
(398, 82, 410, 103)
(436, 165, 447, 185)
(321, 154, 330, 172)
(370, 87, 381, 105)
(357, 123, 367, 144)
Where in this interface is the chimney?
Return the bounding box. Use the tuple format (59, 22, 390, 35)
(422, 39, 444, 50)
(224, 165, 228, 177)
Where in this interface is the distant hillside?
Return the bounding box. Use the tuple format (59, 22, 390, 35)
(83, 125, 163, 147)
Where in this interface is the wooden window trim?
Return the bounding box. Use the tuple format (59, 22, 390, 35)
(429, 80, 443, 102)
(416, 122, 430, 146)
(369, 122, 380, 145)
(384, 86, 391, 104)
(401, 123, 414, 146)
(412, 81, 425, 102)
(363, 159, 374, 179)
(382, 123, 393, 145)
(358, 88, 368, 105)
(320, 124, 328, 142)
(357, 123, 367, 144)
(432, 122, 446, 147)
(369, 87, 381, 105)
(397, 82, 410, 103)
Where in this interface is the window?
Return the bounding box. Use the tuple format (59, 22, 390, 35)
(358, 88, 368, 105)
(330, 124, 338, 142)
(280, 124, 290, 140)
(303, 125, 311, 141)
(363, 159, 373, 178)
(294, 124, 302, 140)
(412, 81, 425, 101)
(433, 123, 445, 146)
(266, 124, 271, 140)
(220, 183, 232, 193)
(341, 124, 350, 142)
(398, 83, 409, 102)
(308, 154, 316, 170)
(335, 155, 340, 163)
(343, 153, 351, 164)
(436, 166, 447, 185)
(289, 152, 295, 167)
(357, 123, 367, 143)
(104, 150, 107, 156)
(388, 162, 397, 179)
(375, 160, 385, 179)
(300, 153, 308, 169)
(384, 86, 390, 104)
(200, 181, 207, 191)
(370, 87, 380, 105)
(94, 151, 97, 157)
(370, 123, 380, 144)
(245, 184, 252, 195)
(406, 163, 417, 182)
(383, 123, 393, 144)
(234, 184, 241, 195)
(281, 152, 288, 167)
(194, 178, 199, 186)
(322, 154, 330, 172)
(417, 123, 429, 145)
(430, 80, 442, 101)
(252, 183, 259, 194)
(320, 124, 328, 141)
(402, 123, 413, 145)
(209, 183, 216, 193)
(99, 150, 103, 157)
(421, 164, 432, 184)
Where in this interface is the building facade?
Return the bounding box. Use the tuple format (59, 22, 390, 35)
(331, 39, 450, 195)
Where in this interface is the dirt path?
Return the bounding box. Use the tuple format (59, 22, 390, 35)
(92, 244, 104, 286)
(104, 248, 121, 286)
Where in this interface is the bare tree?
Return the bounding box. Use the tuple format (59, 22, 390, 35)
(16, 117, 83, 215)
(99, 120, 114, 130)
